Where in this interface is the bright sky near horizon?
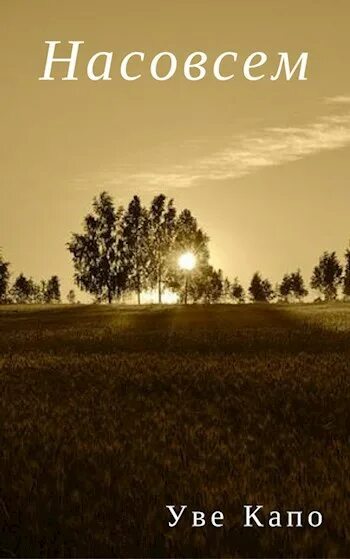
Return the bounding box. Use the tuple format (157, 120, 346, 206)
(1, 0, 350, 300)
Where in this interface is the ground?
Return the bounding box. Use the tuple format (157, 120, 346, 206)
(0, 303, 350, 557)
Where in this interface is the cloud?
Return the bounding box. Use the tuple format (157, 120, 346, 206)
(324, 95, 350, 105)
(82, 98, 350, 192)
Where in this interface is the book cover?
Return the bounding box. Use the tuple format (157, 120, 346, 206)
(1, 1, 350, 557)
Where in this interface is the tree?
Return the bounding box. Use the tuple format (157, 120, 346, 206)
(290, 270, 308, 301)
(10, 273, 35, 303)
(122, 196, 150, 304)
(172, 209, 209, 262)
(67, 289, 76, 304)
(0, 252, 10, 302)
(45, 275, 61, 303)
(343, 245, 350, 299)
(231, 277, 245, 303)
(278, 270, 308, 302)
(204, 268, 223, 303)
(148, 194, 176, 303)
(31, 280, 46, 304)
(222, 277, 232, 303)
(67, 192, 127, 303)
(249, 272, 275, 302)
(188, 265, 223, 304)
(310, 251, 343, 301)
(166, 208, 210, 301)
(278, 273, 292, 302)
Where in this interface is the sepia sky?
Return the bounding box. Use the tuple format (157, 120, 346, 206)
(1, 0, 350, 299)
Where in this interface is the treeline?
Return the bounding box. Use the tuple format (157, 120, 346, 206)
(0, 191, 350, 305)
(0, 268, 63, 304)
(248, 249, 349, 302)
(66, 191, 350, 304)
(67, 191, 222, 304)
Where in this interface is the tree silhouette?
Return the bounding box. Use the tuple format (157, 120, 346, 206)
(45, 275, 61, 303)
(167, 208, 210, 300)
(10, 273, 35, 304)
(205, 268, 223, 303)
(290, 270, 308, 301)
(148, 194, 176, 303)
(249, 272, 274, 302)
(278, 273, 292, 302)
(222, 277, 231, 303)
(279, 270, 308, 302)
(122, 196, 150, 304)
(31, 280, 46, 304)
(343, 245, 350, 299)
(0, 252, 10, 302)
(68, 192, 127, 303)
(310, 251, 343, 301)
(189, 265, 223, 303)
(231, 277, 245, 303)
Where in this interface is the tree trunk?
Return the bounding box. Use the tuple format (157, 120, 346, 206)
(158, 270, 162, 305)
(107, 288, 112, 304)
(158, 277, 162, 304)
(137, 273, 141, 305)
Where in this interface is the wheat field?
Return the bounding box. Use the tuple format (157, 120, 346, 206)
(0, 303, 350, 557)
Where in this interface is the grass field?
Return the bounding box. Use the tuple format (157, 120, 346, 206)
(1, 303, 350, 558)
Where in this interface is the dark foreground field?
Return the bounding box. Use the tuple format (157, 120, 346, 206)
(1, 303, 350, 558)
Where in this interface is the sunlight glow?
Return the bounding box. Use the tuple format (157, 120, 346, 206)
(141, 289, 179, 304)
(178, 251, 196, 271)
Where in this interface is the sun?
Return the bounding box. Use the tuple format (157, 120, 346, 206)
(178, 251, 196, 271)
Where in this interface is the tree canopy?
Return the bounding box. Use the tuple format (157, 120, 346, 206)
(310, 251, 343, 301)
(249, 272, 275, 303)
(1, 192, 350, 307)
(67, 192, 126, 303)
(0, 252, 10, 302)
